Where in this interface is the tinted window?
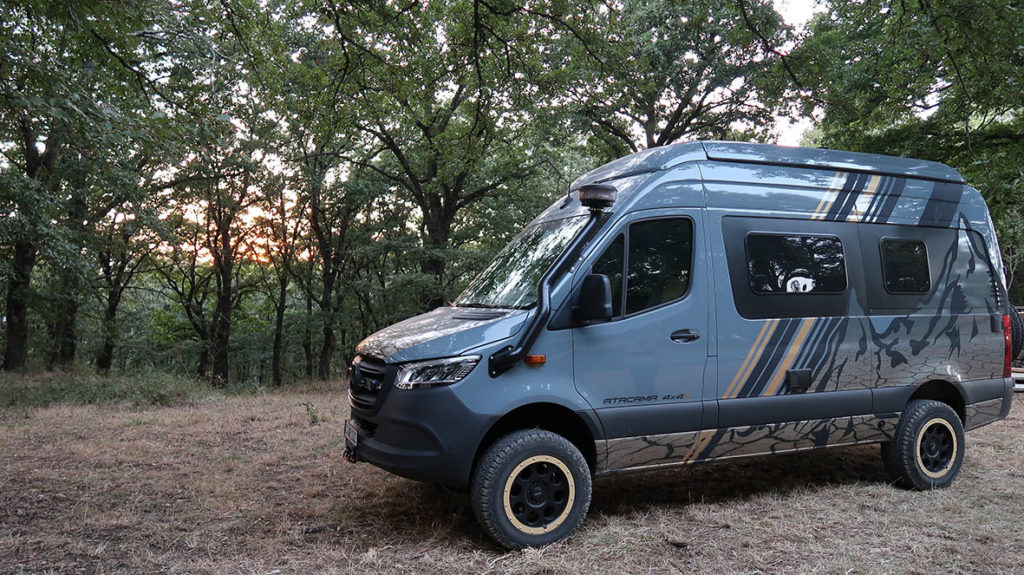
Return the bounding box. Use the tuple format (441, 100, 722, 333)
(592, 234, 625, 317)
(880, 239, 930, 294)
(746, 234, 846, 294)
(626, 219, 693, 314)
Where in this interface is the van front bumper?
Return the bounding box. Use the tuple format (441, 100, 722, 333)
(344, 385, 494, 489)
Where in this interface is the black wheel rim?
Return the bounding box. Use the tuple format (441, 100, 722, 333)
(919, 422, 954, 473)
(507, 460, 570, 529)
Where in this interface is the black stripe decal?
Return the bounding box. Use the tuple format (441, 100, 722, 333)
(792, 318, 827, 369)
(806, 318, 842, 375)
(862, 176, 889, 222)
(810, 318, 848, 391)
(873, 177, 906, 223)
(920, 181, 963, 227)
(738, 318, 801, 398)
(696, 428, 729, 460)
(826, 173, 866, 221)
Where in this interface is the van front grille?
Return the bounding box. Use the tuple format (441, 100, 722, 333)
(349, 355, 388, 411)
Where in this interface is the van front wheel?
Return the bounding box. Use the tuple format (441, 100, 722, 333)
(471, 430, 592, 549)
(881, 399, 965, 490)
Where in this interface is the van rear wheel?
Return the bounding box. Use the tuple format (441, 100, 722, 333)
(471, 430, 592, 549)
(881, 399, 965, 490)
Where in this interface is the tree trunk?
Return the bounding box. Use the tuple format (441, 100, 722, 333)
(271, 274, 287, 387)
(49, 182, 88, 369)
(3, 241, 37, 371)
(211, 259, 232, 387)
(317, 269, 337, 381)
(48, 299, 77, 368)
(318, 323, 335, 381)
(95, 287, 122, 373)
(197, 344, 209, 378)
(303, 293, 314, 378)
(420, 215, 453, 310)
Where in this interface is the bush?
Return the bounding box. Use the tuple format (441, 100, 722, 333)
(0, 369, 216, 408)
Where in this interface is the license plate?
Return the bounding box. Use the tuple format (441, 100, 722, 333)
(344, 419, 358, 448)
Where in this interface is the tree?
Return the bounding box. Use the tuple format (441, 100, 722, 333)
(794, 0, 1024, 291)
(322, 1, 550, 309)
(548, 0, 792, 159)
(0, 1, 185, 370)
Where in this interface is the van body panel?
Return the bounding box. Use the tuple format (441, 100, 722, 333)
(699, 161, 987, 228)
(700, 141, 966, 184)
(455, 328, 593, 418)
(569, 142, 707, 190)
(571, 207, 709, 439)
(356, 306, 528, 363)
(345, 141, 1012, 491)
(596, 413, 899, 473)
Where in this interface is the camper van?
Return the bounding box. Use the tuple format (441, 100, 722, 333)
(343, 141, 1015, 549)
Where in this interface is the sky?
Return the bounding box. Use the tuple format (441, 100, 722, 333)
(771, 0, 823, 146)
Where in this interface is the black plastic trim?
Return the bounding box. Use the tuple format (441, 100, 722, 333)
(597, 401, 704, 439)
(488, 210, 610, 376)
(718, 388, 873, 428)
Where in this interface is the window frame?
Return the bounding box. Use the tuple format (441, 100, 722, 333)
(743, 231, 849, 296)
(721, 216, 862, 320)
(590, 215, 696, 320)
(878, 237, 932, 295)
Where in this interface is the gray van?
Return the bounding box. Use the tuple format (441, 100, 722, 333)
(343, 141, 1015, 549)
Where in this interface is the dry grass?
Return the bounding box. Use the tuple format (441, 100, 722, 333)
(1, 387, 1023, 574)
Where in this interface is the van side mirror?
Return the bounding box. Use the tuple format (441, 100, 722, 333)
(577, 274, 613, 323)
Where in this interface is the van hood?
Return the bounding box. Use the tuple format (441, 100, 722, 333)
(355, 306, 530, 363)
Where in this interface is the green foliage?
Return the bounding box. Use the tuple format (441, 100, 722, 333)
(302, 400, 320, 426)
(0, 369, 214, 408)
(549, 0, 792, 158)
(793, 0, 1024, 293)
(0, 0, 803, 385)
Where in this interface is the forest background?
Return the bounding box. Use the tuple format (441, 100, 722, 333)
(1, 0, 1021, 392)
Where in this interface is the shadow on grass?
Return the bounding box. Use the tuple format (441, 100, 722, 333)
(320, 478, 485, 549)
(319, 444, 890, 551)
(590, 444, 889, 515)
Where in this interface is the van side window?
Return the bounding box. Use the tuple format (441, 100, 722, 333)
(746, 234, 846, 294)
(626, 218, 693, 314)
(592, 234, 624, 317)
(591, 218, 694, 317)
(880, 239, 930, 294)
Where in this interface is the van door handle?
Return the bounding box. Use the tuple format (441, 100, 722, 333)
(670, 329, 700, 343)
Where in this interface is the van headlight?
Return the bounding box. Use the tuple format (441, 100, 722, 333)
(394, 355, 481, 390)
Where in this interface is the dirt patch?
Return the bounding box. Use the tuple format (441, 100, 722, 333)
(2, 391, 1023, 574)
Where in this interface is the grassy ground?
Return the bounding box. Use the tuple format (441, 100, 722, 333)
(1, 383, 1022, 575)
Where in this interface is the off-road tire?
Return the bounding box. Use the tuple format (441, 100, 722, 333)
(881, 399, 965, 490)
(471, 430, 592, 550)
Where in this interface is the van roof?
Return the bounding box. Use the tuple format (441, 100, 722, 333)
(570, 141, 966, 189)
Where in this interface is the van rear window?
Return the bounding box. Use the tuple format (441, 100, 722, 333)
(880, 239, 931, 294)
(746, 234, 847, 294)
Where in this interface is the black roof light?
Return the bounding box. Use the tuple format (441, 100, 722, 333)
(577, 183, 616, 210)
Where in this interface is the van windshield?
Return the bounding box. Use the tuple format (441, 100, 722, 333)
(455, 216, 588, 309)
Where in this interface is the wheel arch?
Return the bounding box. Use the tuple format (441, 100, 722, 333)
(909, 379, 966, 423)
(473, 402, 600, 475)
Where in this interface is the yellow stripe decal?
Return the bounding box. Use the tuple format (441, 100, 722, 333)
(723, 319, 778, 399)
(811, 172, 847, 221)
(682, 430, 716, 463)
(849, 174, 882, 222)
(762, 318, 816, 396)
